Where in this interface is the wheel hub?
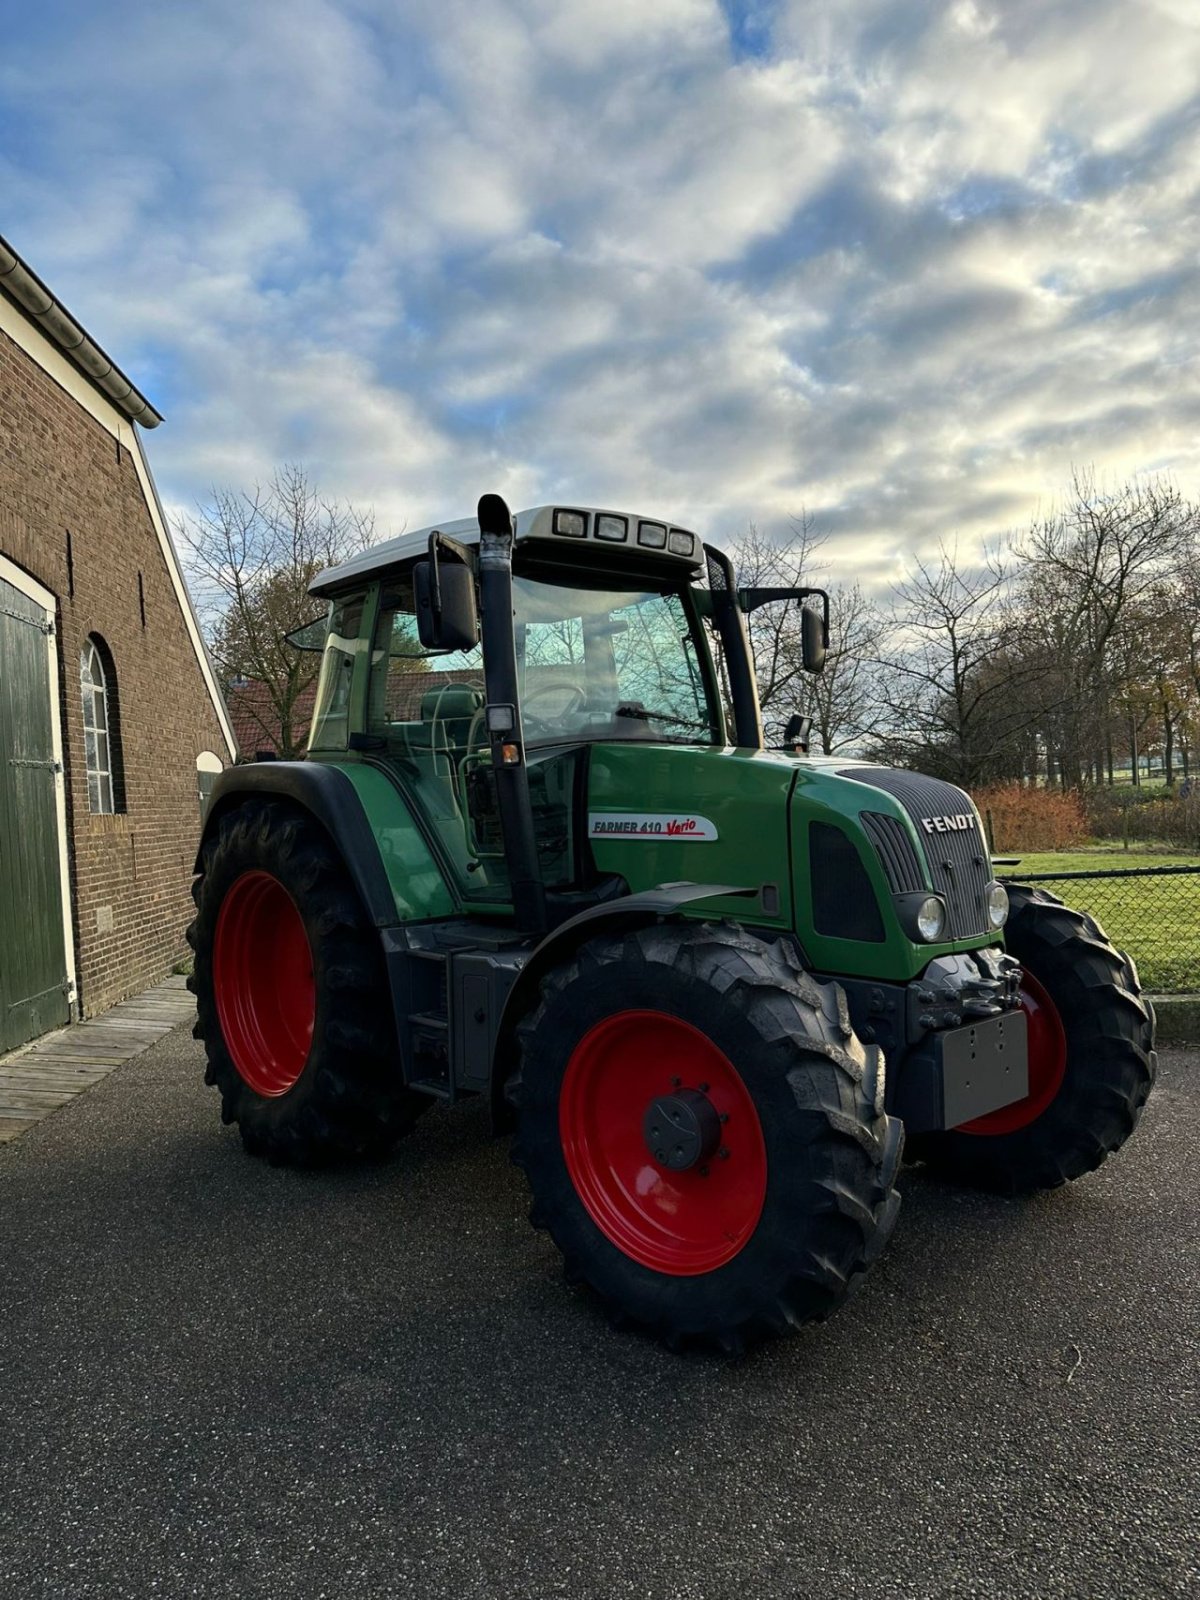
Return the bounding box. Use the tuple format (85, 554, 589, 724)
(643, 1088, 722, 1172)
(560, 1010, 767, 1275)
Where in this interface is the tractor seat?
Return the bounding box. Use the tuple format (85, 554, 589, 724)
(420, 683, 484, 749)
(420, 682, 483, 721)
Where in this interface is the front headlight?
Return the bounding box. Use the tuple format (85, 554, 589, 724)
(986, 880, 1009, 929)
(893, 891, 949, 943)
(916, 895, 947, 941)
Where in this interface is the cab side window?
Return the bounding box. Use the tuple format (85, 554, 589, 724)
(309, 597, 364, 751)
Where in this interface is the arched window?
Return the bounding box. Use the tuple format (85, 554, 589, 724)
(79, 636, 124, 813)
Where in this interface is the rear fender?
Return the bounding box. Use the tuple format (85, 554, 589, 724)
(195, 762, 399, 928)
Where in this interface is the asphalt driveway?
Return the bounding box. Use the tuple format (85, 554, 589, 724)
(0, 1026, 1195, 1599)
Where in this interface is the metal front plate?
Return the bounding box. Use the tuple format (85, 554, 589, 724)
(940, 1010, 1029, 1127)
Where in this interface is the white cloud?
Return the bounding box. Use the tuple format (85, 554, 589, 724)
(2, 0, 1199, 581)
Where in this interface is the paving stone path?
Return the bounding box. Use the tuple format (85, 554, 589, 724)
(0, 975, 195, 1142)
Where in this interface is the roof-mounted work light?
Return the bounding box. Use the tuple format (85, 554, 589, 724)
(553, 508, 587, 538)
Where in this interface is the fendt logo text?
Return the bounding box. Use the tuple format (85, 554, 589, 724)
(920, 813, 976, 834)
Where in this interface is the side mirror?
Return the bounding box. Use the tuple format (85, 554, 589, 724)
(783, 712, 812, 754)
(414, 533, 479, 652)
(736, 585, 830, 673)
(801, 603, 827, 674)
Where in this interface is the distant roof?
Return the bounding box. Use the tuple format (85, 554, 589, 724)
(0, 231, 162, 428)
(226, 678, 318, 758)
(311, 504, 703, 596)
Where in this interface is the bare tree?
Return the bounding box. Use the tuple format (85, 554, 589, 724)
(724, 516, 884, 751)
(177, 466, 378, 757)
(802, 581, 888, 755)
(1017, 471, 1197, 787)
(869, 541, 1054, 787)
(732, 516, 826, 723)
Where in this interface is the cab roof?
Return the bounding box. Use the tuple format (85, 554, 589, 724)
(310, 504, 703, 597)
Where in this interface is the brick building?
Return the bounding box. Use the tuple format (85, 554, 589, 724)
(0, 232, 235, 1051)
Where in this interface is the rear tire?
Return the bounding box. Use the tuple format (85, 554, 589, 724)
(910, 885, 1156, 1193)
(188, 799, 428, 1165)
(509, 922, 903, 1352)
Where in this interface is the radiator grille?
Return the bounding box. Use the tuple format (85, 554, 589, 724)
(840, 769, 991, 939)
(860, 811, 925, 894)
(809, 821, 885, 942)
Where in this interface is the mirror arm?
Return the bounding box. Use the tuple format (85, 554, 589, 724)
(813, 588, 830, 648)
(737, 585, 829, 615)
(426, 532, 444, 622)
(426, 531, 476, 622)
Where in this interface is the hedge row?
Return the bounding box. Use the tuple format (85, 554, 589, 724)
(972, 784, 1090, 852)
(970, 780, 1200, 851)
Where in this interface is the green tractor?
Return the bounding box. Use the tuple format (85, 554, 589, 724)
(189, 496, 1156, 1351)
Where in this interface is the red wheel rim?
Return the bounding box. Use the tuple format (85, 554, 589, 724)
(214, 870, 315, 1097)
(559, 1010, 767, 1276)
(957, 969, 1067, 1136)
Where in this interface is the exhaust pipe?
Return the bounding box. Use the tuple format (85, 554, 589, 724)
(476, 494, 547, 936)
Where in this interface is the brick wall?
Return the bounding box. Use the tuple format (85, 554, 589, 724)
(0, 324, 232, 1017)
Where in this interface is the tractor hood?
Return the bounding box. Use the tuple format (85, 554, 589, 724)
(584, 744, 1000, 982)
(585, 744, 797, 927)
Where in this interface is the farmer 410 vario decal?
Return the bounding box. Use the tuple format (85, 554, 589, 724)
(588, 812, 718, 841)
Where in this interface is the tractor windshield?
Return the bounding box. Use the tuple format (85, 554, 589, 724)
(511, 572, 720, 748)
(365, 569, 720, 753)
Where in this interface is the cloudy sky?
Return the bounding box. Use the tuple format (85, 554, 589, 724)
(2, 0, 1198, 579)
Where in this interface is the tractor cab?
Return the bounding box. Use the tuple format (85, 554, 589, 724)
(303, 502, 816, 931)
(311, 521, 722, 906)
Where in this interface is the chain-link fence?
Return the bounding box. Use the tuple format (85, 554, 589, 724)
(1000, 865, 1200, 994)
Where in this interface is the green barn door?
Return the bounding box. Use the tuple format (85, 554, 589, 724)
(0, 574, 70, 1052)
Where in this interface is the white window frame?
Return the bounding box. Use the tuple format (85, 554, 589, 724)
(80, 637, 117, 814)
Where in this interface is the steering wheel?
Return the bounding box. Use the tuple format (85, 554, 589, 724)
(523, 679, 589, 730)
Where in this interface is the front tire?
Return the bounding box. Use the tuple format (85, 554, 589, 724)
(509, 923, 903, 1352)
(188, 799, 428, 1164)
(911, 886, 1156, 1193)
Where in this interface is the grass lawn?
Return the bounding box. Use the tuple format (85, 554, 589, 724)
(1001, 848, 1200, 873)
(994, 846, 1200, 993)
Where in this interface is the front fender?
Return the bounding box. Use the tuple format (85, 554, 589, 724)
(489, 881, 758, 1128)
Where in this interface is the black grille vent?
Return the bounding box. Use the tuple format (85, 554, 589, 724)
(839, 769, 991, 939)
(809, 821, 885, 942)
(706, 548, 729, 590)
(861, 811, 925, 894)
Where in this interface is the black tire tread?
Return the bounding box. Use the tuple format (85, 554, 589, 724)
(189, 798, 427, 1165)
(508, 921, 903, 1352)
(911, 884, 1155, 1194)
